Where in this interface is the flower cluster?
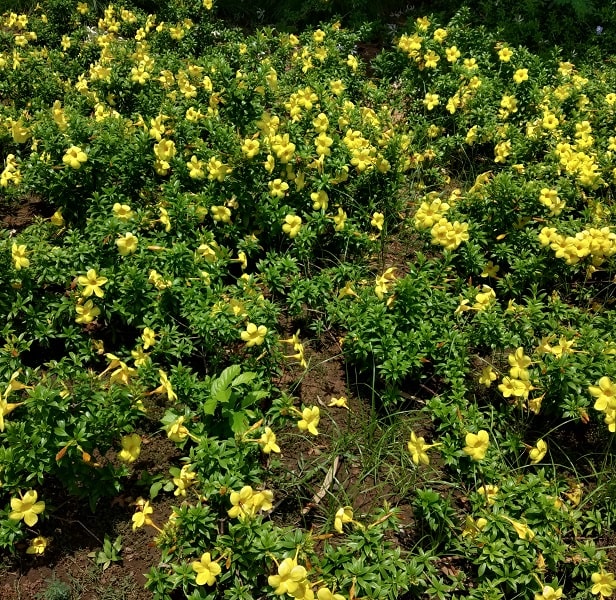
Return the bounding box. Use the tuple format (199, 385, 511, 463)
(589, 377, 616, 432)
(498, 347, 534, 403)
(228, 485, 274, 520)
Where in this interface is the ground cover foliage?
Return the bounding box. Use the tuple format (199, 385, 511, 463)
(1, 1, 616, 599)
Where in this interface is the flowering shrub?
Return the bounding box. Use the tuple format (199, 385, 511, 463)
(0, 2, 615, 599)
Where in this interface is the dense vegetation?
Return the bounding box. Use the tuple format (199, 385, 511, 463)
(1, 0, 616, 598)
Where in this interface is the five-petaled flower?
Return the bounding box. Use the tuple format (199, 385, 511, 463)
(591, 572, 616, 597)
(334, 506, 354, 533)
(75, 299, 100, 324)
(535, 585, 563, 600)
(282, 214, 302, 238)
(78, 269, 108, 298)
(9, 490, 45, 526)
(12, 243, 29, 270)
(241, 323, 268, 347)
(26, 536, 48, 555)
(463, 430, 490, 461)
(268, 556, 309, 596)
(118, 433, 141, 463)
(407, 431, 441, 466)
(259, 427, 280, 453)
(529, 439, 548, 464)
(192, 552, 222, 586)
(116, 232, 138, 255)
(63, 145, 88, 169)
(297, 406, 320, 435)
(132, 498, 153, 530)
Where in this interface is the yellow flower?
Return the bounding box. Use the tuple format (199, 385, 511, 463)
(203, 0, 213, 8)
(259, 427, 280, 453)
(334, 506, 354, 533)
(166, 416, 189, 442)
(187, 156, 205, 179)
(445, 46, 460, 62)
(416, 16, 430, 30)
(11, 243, 29, 270)
(330, 79, 345, 95)
(504, 516, 535, 540)
(228, 485, 254, 519)
(75, 299, 100, 324)
(142, 327, 156, 349)
(268, 556, 308, 596)
(463, 430, 490, 461)
(118, 433, 141, 463)
(332, 207, 347, 231)
(173, 464, 196, 496)
(116, 232, 138, 255)
(78, 268, 108, 298)
(211, 205, 232, 223)
(534, 585, 563, 600)
(241, 323, 268, 347)
(241, 138, 260, 159)
(311, 190, 329, 211)
(481, 261, 500, 278)
(498, 47, 513, 61)
(317, 587, 345, 600)
(478, 366, 497, 387)
(63, 145, 88, 169)
(407, 431, 440, 465)
(338, 282, 358, 299)
(591, 572, 616, 596)
(132, 499, 153, 530)
(424, 50, 440, 68)
(371, 212, 384, 231)
(498, 376, 533, 399)
(461, 515, 487, 537)
(328, 396, 349, 409)
(588, 377, 616, 412)
(264, 154, 275, 173)
(269, 178, 289, 198)
(423, 93, 440, 110)
(26, 536, 48, 555)
(297, 406, 320, 435)
(192, 552, 221, 586)
(282, 214, 302, 238)
(529, 439, 547, 464)
(152, 370, 177, 402)
(508, 347, 531, 378)
(50, 210, 64, 226)
(9, 490, 45, 526)
(478, 484, 499, 505)
(472, 285, 496, 311)
(131, 347, 149, 367)
(228, 485, 273, 520)
(513, 68, 529, 83)
(433, 28, 447, 43)
(113, 203, 134, 220)
(0, 394, 24, 432)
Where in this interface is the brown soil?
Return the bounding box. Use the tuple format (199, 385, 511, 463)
(1, 195, 52, 231)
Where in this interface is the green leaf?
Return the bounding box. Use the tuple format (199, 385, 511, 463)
(150, 481, 163, 499)
(213, 387, 233, 404)
(210, 365, 241, 404)
(242, 390, 269, 408)
(232, 372, 257, 387)
(230, 411, 248, 434)
(202, 396, 218, 416)
(218, 365, 242, 388)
